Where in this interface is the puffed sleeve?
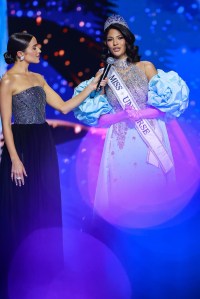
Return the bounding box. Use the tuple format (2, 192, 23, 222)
(148, 69, 189, 117)
(73, 78, 113, 126)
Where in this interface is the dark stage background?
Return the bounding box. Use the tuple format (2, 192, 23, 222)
(1, 0, 200, 298)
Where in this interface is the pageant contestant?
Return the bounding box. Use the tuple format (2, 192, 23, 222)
(0, 32, 104, 299)
(73, 15, 199, 227)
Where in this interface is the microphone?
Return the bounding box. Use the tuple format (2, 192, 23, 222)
(95, 57, 114, 93)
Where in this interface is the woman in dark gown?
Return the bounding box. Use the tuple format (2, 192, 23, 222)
(0, 32, 103, 299)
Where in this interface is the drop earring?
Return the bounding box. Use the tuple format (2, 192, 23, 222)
(20, 55, 24, 61)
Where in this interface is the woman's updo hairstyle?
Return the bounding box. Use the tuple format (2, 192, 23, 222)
(4, 32, 33, 64)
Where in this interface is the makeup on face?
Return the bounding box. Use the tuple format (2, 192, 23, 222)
(106, 28, 127, 59)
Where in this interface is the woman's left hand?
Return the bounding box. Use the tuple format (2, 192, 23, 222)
(125, 106, 142, 121)
(11, 158, 27, 187)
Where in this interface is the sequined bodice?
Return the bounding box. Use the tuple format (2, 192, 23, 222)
(106, 59, 148, 112)
(106, 59, 149, 149)
(12, 86, 46, 124)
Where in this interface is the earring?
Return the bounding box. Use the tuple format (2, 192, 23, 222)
(20, 55, 24, 61)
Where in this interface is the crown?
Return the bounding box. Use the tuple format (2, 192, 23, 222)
(104, 15, 129, 31)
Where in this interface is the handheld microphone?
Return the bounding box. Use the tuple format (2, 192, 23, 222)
(95, 57, 114, 92)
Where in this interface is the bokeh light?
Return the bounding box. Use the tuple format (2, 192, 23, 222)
(9, 228, 132, 299)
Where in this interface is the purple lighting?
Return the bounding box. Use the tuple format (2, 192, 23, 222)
(8, 228, 132, 299)
(75, 125, 199, 229)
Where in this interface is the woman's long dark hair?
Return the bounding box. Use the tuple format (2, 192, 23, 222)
(102, 23, 141, 63)
(4, 32, 33, 64)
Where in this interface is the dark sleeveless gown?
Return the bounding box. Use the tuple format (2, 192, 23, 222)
(0, 86, 62, 299)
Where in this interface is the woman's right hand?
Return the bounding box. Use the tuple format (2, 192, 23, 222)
(11, 158, 27, 187)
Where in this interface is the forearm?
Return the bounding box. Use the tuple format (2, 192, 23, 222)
(2, 124, 19, 162)
(98, 107, 164, 127)
(138, 107, 165, 119)
(98, 111, 127, 127)
(60, 84, 94, 115)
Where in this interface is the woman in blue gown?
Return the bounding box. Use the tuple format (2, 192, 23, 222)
(74, 15, 199, 228)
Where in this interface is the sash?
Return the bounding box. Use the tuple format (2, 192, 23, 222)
(108, 66, 174, 173)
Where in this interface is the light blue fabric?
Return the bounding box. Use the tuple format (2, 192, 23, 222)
(73, 78, 113, 126)
(148, 69, 189, 117)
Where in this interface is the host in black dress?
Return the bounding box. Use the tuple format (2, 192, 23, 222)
(0, 32, 104, 299)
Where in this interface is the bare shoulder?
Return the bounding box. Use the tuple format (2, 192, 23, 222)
(135, 61, 157, 80)
(142, 61, 157, 81)
(30, 72, 46, 86)
(143, 61, 156, 70)
(0, 73, 15, 92)
(0, 75, 14, 107)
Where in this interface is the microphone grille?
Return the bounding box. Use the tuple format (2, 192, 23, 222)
(106, 57, 115, 64)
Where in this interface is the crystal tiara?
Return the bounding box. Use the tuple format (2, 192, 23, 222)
(104, 15, 129, 31)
